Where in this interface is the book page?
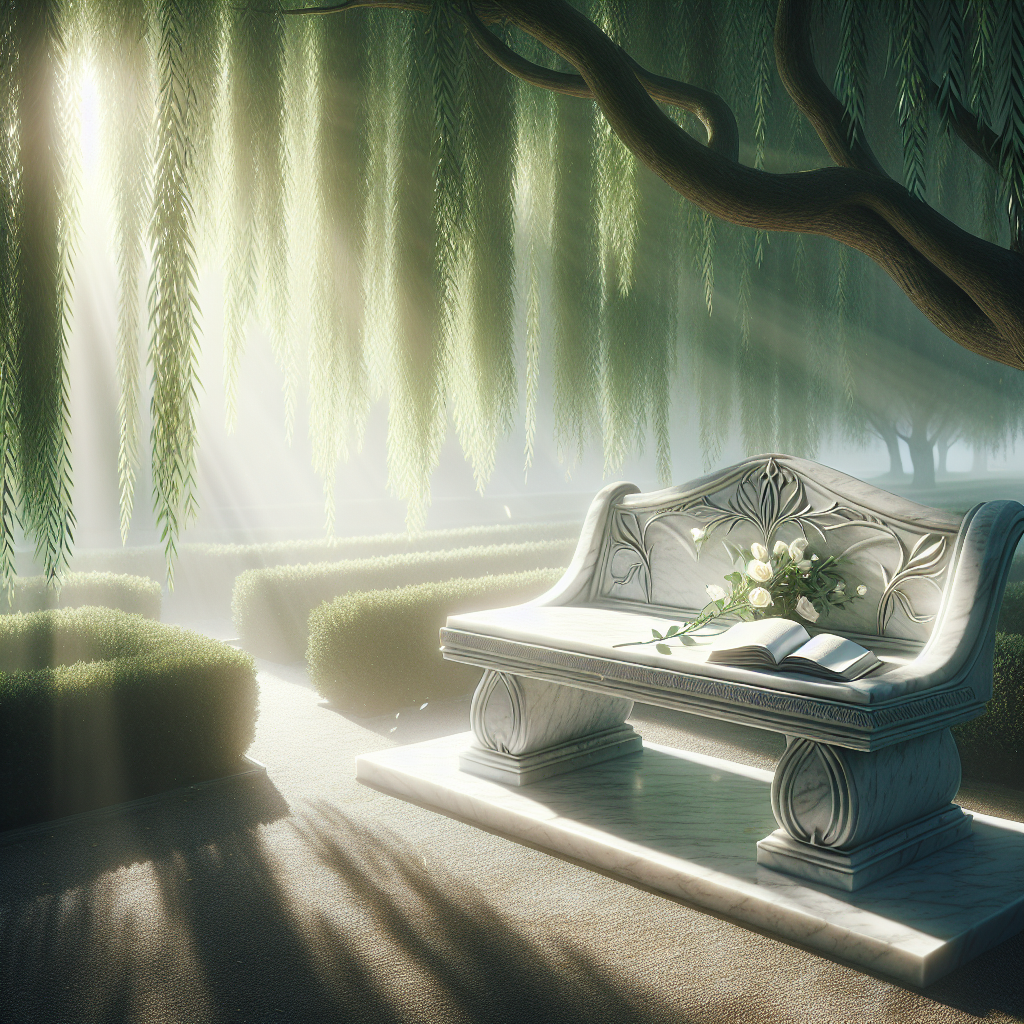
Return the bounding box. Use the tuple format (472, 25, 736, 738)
(784, 633, 879, 677)
(709, 618, 809, 664)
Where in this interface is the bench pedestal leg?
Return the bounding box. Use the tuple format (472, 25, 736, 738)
(756, 728, 972, 891)
(459, 671, 642, 786)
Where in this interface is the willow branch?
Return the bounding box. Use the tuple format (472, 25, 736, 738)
(285, 0, 739, 157)
(923, 79, 1002, 172)
(458, 0, 738, 159)
(774, 0, 886, 176)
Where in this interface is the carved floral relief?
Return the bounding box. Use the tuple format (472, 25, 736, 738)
(603, 458, 953, 641)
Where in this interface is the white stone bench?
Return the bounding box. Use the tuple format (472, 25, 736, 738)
(440, 455, 1024, 890)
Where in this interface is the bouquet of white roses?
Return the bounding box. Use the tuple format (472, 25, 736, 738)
(616, 532, 867, 655)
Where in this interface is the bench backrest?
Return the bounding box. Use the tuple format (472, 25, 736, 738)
(589, 455, 965, 646)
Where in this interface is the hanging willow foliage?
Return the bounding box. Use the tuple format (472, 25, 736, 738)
(15, 0, 75, 582)
(0, 0, 1020, 578)
(148, 0, 209, 581)
(94, 0, 152, 545)
(551, 87, 601, 466)
(307, 10, 369, 530)
(386, 12, 449, 527)
(224, 0, 288, 431)
(451, 34, 518, 492)
(592, 0, 637, 300)
(893, 1, 931, 200)
(0, 2, 19, 592)
(512, 33, 552, 477)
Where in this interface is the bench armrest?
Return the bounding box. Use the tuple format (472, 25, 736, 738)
(881, 500, 1024, 698)
(524, 481, 639, 609)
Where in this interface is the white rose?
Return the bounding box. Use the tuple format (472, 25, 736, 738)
(748, 587, 773, 609)
(750, 542, 769, 561)
(811, 554, 819, 561)
(789, 538, 808, 560)
(691, 527, 705, 542)
(747, 559, 772, 583)
(833, 581, 845, 593)
(773, 540, 789, 557)
(705, 583, 727, 602)
(795, 595, 819, 622)
(856, 585, 868, 596)
(797, 559, 812, 571)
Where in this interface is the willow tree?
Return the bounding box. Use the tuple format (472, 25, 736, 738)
(0, 0, 1021, 588)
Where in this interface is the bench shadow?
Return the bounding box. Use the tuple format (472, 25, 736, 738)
(2, 762, 1019, 1022)
(0, 786, 699, 1023)
(287, 799, 697, 1024)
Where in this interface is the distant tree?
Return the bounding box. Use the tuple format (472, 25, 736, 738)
(844, 267, 1023, 487)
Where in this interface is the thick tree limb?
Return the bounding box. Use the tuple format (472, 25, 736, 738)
(288, 0, 1024, 370)
(287, 0, 739, 158)
(774, 0, 885, 177)
(484, 0, 1022, 369)
(458, 1, 738, 160)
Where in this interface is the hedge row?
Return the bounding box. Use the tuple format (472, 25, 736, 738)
(0, 607, 258, 830)
(997, 581, 1024, 636)
(307, 567, 563, 717)
(953, 632, 1023, 782)
(233, 537, 576, 662)
(53, 519, 581, 615)
(1, 571, 161, 619)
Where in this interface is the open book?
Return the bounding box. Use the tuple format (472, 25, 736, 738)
(706, 618, 882, 681)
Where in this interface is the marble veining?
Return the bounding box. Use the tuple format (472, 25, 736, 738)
(772, 730, 962, 849)
(356, 734, 1024, 987)
(470, 669, 633, 756)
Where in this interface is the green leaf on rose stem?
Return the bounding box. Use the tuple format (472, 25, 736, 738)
(676, 634, 696, 646)
(666, 624, 680, 636)
(724, 571, 743, 584)
(652, 629, 663, 639)
(656, 644, 672, 655)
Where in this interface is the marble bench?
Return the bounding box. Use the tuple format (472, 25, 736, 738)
(440, 455, 1023, 891)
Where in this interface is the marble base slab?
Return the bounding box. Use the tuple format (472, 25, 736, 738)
(356, 734, 1024, 987)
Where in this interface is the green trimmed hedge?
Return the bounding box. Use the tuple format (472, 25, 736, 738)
(954, 632, 1024, 783)
(1, 571, 161, 619)
(997, 581, 1024, 636)
(234, 538, 576, 662)
(307, 567, 563, 717)
(1007, 550, 1024, 584)
(0, 607, 258, 830)
(55, 520, 580, 615)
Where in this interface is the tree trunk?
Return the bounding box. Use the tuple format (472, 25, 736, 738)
(880, 425, 905, 478)
(972, 445, 988, 475)
(905, 424, 936, 489)
(936, 437, 950, 476)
